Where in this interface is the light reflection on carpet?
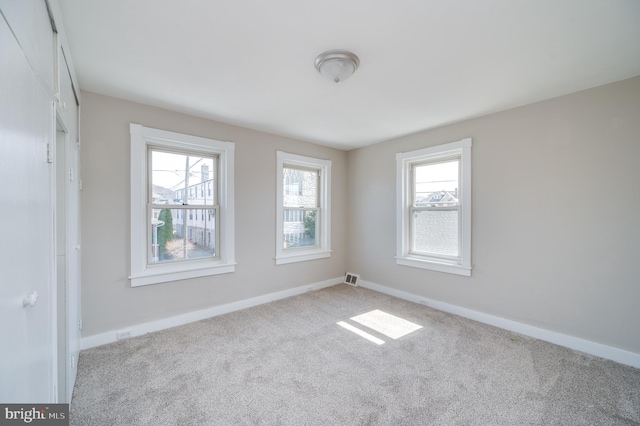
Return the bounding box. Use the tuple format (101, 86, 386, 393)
(336, 321, 385, 345)
(337, 309, 422, 345)
(351, 309, 423, 339)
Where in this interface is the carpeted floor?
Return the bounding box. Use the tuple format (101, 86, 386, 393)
(70, 285, 640, 425)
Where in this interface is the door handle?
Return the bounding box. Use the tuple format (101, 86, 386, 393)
(23, 291, 38, 308)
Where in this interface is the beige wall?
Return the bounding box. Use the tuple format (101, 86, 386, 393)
(80, 91, 348, 336)
(347, 76, 640, 354)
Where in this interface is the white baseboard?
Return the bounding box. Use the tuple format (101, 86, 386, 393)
(359, 280, 640, 369)
(81, 277, 342, 350)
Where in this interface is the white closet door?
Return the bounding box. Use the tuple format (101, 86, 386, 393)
(0, 16, 56, 402)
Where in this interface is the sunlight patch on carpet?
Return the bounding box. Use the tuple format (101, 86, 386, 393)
(337, 321, 385, 345)
(351, 309, 422, 339)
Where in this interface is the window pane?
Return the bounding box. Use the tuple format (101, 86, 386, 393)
(412, 210, 459, 257)
(414, 160, 459, 207)
(150, 150, 216, 205)
(151, 208, 216, 263)
(283, 209, 318, 249)
(283, 167, 318, 208)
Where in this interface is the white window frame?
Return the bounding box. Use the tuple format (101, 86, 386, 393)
(275, 151, 331, 265)
(396, 138, 472, 276)
(130, 124, 235, 286)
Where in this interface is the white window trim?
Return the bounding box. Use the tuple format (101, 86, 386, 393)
(275, 151, 331, 265)
(130, 124, 235, 286)
(396, 138, 472, 276)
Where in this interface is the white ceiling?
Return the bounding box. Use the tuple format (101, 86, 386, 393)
(58, 0, 640, 150)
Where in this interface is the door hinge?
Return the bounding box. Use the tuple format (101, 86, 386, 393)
(69, 168, 74, 182)
(78, 319, 82, 330)
(78, 179, 83, 190)
(47, 143, 54, 163)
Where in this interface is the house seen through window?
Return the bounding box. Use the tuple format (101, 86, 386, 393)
(282, 166, 319, 249)
(149, 149, 218, 263)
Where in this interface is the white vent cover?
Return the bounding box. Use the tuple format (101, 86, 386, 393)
(344, 272, 360, 286)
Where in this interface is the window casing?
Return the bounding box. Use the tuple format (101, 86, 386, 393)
(130, 124, 235, 286)
(396, 138, 472, 276)
(275, 151, 331, 265)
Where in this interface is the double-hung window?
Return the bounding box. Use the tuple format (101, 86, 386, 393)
(396, 138, 472, 276)
(275, 151, 331, 265)
(130, 124, 235, 286)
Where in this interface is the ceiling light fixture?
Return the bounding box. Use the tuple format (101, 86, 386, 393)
(314, 50, 360, 83)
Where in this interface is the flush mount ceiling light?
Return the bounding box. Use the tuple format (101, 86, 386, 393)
(314, 50, 360, 83)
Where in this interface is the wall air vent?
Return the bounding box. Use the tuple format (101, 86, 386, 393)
(344, 272, 360, 286)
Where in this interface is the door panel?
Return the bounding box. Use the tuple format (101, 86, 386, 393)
(58, 48, 81, 401)
(0, 16, 55, 402)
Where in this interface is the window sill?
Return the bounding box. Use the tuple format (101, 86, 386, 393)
(395, 256, 471, 276)
(130, 262, 236, 287)
(275, 250, 331, 265)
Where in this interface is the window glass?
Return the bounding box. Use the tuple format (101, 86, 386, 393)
(413, 160, 458, 207)
(150, 208, 216, 263)
(283, 209, 318, 249)
(283, 168, 317, 208)
(411, 159, 460, 257)
(150, 150, 215, 206)
(149, 148, 218, 264)
(275, 152, 331, 265)
(282, 167, 319, 249)
(411, 210, 459, 256)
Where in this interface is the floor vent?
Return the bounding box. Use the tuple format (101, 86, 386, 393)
(344, 272, 360, 286)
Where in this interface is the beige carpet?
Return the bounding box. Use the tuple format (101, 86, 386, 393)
(70, 284, 640, 425)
